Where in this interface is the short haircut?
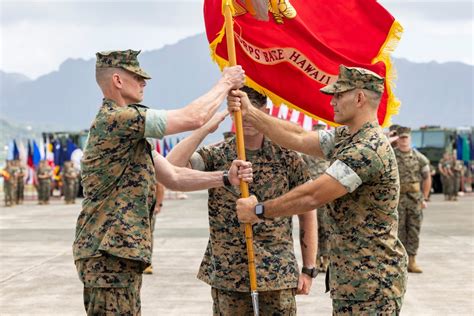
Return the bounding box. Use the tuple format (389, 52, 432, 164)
(95, 67, 123, 86)
(241, 86, 267, 108)
(362, 89, 382, 108)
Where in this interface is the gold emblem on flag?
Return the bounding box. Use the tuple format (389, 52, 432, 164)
(233, 0, 297, 24)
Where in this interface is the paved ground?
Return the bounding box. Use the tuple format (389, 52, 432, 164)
(0, 192, 473, 315)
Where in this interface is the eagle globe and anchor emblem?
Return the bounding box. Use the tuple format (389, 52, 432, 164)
(233, 0, 297, 24)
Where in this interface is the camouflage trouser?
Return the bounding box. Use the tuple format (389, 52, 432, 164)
(441, 175, 454, 197)
(453, 174, 461, 195)
(317, 206, 330, 256)
(398, 192, 423, 256)
(332, 297, 403, 316)
(16, 181, 24, 203)
(63, 180, 77, 202)
(211, 287, 296, 316)
(37, 180, 51, 202)
(4, 183, 13, 205)
(75, 254, 144, 316)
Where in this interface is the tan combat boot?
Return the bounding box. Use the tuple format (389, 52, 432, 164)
(408, 255, 423, 273)
(143, 265, 153, 274)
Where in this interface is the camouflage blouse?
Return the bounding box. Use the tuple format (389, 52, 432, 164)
(73, 99, 157, 265)
(394, 148, 430, 184)
(196, 137, 310, 292)
(322, 121, 407, 301)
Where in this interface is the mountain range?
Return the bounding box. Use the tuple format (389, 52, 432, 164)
(1, 33, 473, 137)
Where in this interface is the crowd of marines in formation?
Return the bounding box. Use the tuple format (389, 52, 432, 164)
(1, 159, 80, 206)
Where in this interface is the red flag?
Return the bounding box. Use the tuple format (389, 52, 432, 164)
(155, 139, 161, 155)
(204, 0, 403, 127)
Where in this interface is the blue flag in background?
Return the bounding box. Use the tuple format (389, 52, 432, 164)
(33, 141, 41, 167)
(66, 139, 78, 161)
(13, 140, 20, 160)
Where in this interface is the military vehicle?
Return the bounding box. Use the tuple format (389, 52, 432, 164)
(412, 126, 472, 193)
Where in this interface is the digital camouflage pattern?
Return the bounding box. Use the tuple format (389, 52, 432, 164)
(395, 148, 429, 256)
(15, 164, 26, 204)
(320, 65, 385, 95)
(73, 98, 157, 265)
(96, 49, 151, 79)
(37, 164, 52, 203)
(2, 162, 16, 206)
(325, 121, 407, 301)
(301, 154, 331, 257)
(62, 161, 78, 203)
(196, 137, 311, 292)
(211, 287, 296, 316)
(332, 297, 403, 316)
(439, 157, 455, 197)
(75, 253, 144, 316)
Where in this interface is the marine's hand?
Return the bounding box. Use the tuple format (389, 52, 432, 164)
(228, 160, 253, 185)
(222, 66, 245, 89)
(296, 273, 313, 295)
(227, 90, 252, 117)
(202, 110, 228, 134)
(422, 200, 428, 209)
(236, 195, 260, 225)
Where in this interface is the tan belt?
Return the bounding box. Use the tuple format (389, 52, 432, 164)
(400, 182, 421, 193)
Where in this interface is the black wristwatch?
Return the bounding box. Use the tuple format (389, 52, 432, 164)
(302, 266, 318, 278)
(255, 203, 265, 219)
(222, 170, 232, 188)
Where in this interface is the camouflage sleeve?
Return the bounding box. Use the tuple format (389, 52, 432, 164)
(318, 130, 336, 159)
(196, 146, 217, 172)
(113, 105, 146, 139)
(189, 152, 206, 171)
(144, 109, 167, 139)
(415, 150, 430, 174)
(288, 151, 312, 189)
(327, 145, 383, 192)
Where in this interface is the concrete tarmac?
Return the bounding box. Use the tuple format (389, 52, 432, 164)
(0, 192, 473, 315)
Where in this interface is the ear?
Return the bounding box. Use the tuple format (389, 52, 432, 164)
(112, 73, 122, 89)
(356, 90, 366, 108)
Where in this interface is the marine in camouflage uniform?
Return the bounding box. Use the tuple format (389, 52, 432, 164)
(301, 123, 331, 272)
(2, 160, 16, 207)
(14, 160, 26, 204)
(36, 160, 52, 205)
(438, 152, 455, 200)
(394, 126, 431, 273)
(73, 49, 248, 315)
(167, 86, 317, 315)
(61, 161, 78, 204)
(230, 65, 408, 315)
(452, 157, 464, 201)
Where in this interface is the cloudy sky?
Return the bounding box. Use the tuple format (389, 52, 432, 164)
(0, 0, 472, 79)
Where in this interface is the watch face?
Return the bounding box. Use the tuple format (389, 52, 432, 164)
(255, 204, 264, 216)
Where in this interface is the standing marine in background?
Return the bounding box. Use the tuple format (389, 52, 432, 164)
(438, 152, 454, 201)
(300, 123, 331, 272)
(14, 160, 26, 205)
(62, 161, 78, 204)
(36, 160, 53, 205)
(394, 126, 431, 273)
(452, 155, 464, 201)
(1, 160, 16, 207)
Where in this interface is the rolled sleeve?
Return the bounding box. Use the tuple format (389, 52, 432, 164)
(325, 159, 362, 193)
(144, 109, 167, 139)
(318, 130, 335, 159)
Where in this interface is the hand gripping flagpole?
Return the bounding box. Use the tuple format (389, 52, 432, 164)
(223, 1, 259, 315)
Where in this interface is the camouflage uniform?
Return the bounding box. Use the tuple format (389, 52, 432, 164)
(195, 137, 310, 315)
(37, 163, 52, 204)
(319, 66, 407, 313)
(394, 147, 430, 256)
(452, 159, 464, 199)
(61, 161, 78, 204)
(15, 163, 26, 204)
(439, 157, 454, 200)
(301, 153, 331, 264)
(73, 50, 165, 315)
(2, 162, 16, 206)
